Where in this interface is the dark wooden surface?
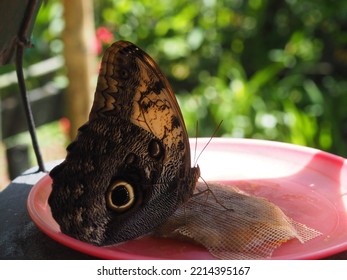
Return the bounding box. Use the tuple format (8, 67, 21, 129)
(0, 167, 346, 260)
(0, 169, 94, 259)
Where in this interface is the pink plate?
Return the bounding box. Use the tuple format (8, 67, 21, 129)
(27, 138, 347, 259)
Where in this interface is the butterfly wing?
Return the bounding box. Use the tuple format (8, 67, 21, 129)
(89, 41, 197, 202)
(90, 41, 190, 166)
(49, 41, 199, 245)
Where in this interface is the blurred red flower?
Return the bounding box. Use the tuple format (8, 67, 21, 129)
(96, 27, 114, 43)
(94, 27, 115, 55)
(59, 117, 71, 136)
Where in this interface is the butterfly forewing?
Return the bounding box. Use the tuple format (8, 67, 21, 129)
(90, 41, 191, 165)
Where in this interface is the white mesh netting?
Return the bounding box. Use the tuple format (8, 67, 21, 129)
(156, 182, 322, 259)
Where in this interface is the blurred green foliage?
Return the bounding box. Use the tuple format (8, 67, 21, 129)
(3, 0, 347, 156)
(98, 0, 347, 156)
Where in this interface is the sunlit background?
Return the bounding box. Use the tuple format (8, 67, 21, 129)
(1, 0, 347, 189)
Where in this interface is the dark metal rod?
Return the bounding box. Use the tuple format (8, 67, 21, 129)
(20, 0, 39, 37)
(15, 42, 46, 172)
(13, 0, 46, 173)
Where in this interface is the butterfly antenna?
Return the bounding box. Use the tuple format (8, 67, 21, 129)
(193, 120, 199, 166)
(194, 120, 223, 167)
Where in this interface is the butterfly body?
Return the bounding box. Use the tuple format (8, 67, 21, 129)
(48, 41, 199, 245)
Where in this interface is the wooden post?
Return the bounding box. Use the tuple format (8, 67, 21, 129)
(62, 0, 97, 139)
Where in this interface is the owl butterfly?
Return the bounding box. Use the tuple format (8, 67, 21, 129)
(48, 40, 200, 246)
